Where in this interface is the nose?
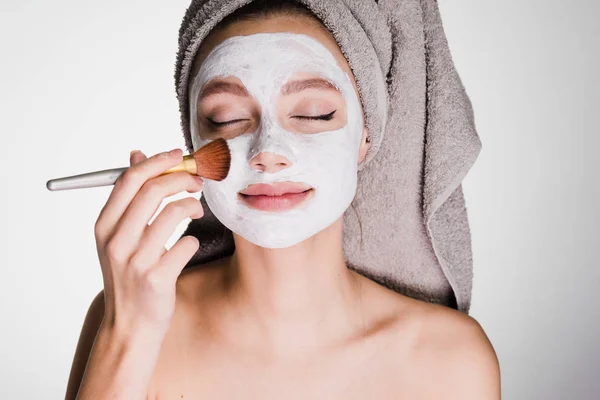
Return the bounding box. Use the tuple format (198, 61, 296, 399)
(249, 151, 292, 173)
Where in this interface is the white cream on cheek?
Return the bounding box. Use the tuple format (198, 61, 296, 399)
(189, 33, 364, 248)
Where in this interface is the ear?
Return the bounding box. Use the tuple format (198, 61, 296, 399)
(357, 127, 371, 165)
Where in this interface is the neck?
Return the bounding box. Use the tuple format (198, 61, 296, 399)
(220, 217, 364, 355)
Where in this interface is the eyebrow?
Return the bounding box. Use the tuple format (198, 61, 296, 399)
(200, 81, 250, 99)
(199, 78, 340, 100)
(280, 78, 340, 95)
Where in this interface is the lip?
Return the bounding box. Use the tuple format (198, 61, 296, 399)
(238, 182, 314, 211)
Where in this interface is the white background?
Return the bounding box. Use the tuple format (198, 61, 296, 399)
(1, 0, 598, 398)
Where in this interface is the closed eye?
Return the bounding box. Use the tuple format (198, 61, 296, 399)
(293, 110, 336, 121)
(207, 110, 337, 127)
(206, 117, 249, 127)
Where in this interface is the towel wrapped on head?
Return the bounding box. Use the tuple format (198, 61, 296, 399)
(174, 0, 482, 313)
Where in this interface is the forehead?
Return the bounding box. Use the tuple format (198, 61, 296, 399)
(196, 33, 341, 83)
(189, 33, 357, 107)
(189, 14, 355, 87)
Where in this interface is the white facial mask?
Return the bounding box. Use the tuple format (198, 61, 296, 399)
(189, 33, 364, 248)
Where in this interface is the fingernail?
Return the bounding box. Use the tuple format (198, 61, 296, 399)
(193, 175, 204, 185)
(170, 148, 182, 156)
(130, 149, 140, 157)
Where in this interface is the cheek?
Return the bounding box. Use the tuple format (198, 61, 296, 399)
(294, 130, 360, 178)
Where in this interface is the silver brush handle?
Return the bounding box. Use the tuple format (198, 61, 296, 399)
(46, 166, 129, 191)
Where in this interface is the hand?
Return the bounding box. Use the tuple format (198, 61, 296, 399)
(93, 148, 204, 335)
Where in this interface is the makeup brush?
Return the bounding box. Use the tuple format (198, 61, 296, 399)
(46, 138, 231, 191)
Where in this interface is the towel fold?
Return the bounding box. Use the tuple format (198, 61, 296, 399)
(174, 0, 481, 313)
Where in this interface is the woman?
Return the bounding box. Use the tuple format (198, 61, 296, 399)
(66, 1, 499, 398)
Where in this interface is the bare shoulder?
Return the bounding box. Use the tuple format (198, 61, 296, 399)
(356, 276, 500, 398)
(65, 290, 105, 400)
(393, 296, 499, 397)
(412, 301, 500, 398)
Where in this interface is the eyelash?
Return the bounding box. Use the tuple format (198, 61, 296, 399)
(206, 118, 247, 127)
(206, 110, 337, 127)
(293, 110, 337, 121)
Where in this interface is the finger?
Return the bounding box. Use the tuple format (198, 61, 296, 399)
(94, 150, 148, 246)
(134, 196, 204, 264)
(109, 171, 203, 256)
(156, 235, 200, 280)
(95, 148, 183, 244)
(130, 150, 147, 166)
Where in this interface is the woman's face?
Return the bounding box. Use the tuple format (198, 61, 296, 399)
(188, 14, 370, 249)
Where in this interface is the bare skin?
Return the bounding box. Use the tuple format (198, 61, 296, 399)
(65, 13, 500, 400)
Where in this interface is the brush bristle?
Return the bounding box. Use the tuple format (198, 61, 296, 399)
(192, 138, 231, 181)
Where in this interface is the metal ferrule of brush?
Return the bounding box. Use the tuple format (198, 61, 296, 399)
(162, 154, 198, 176)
